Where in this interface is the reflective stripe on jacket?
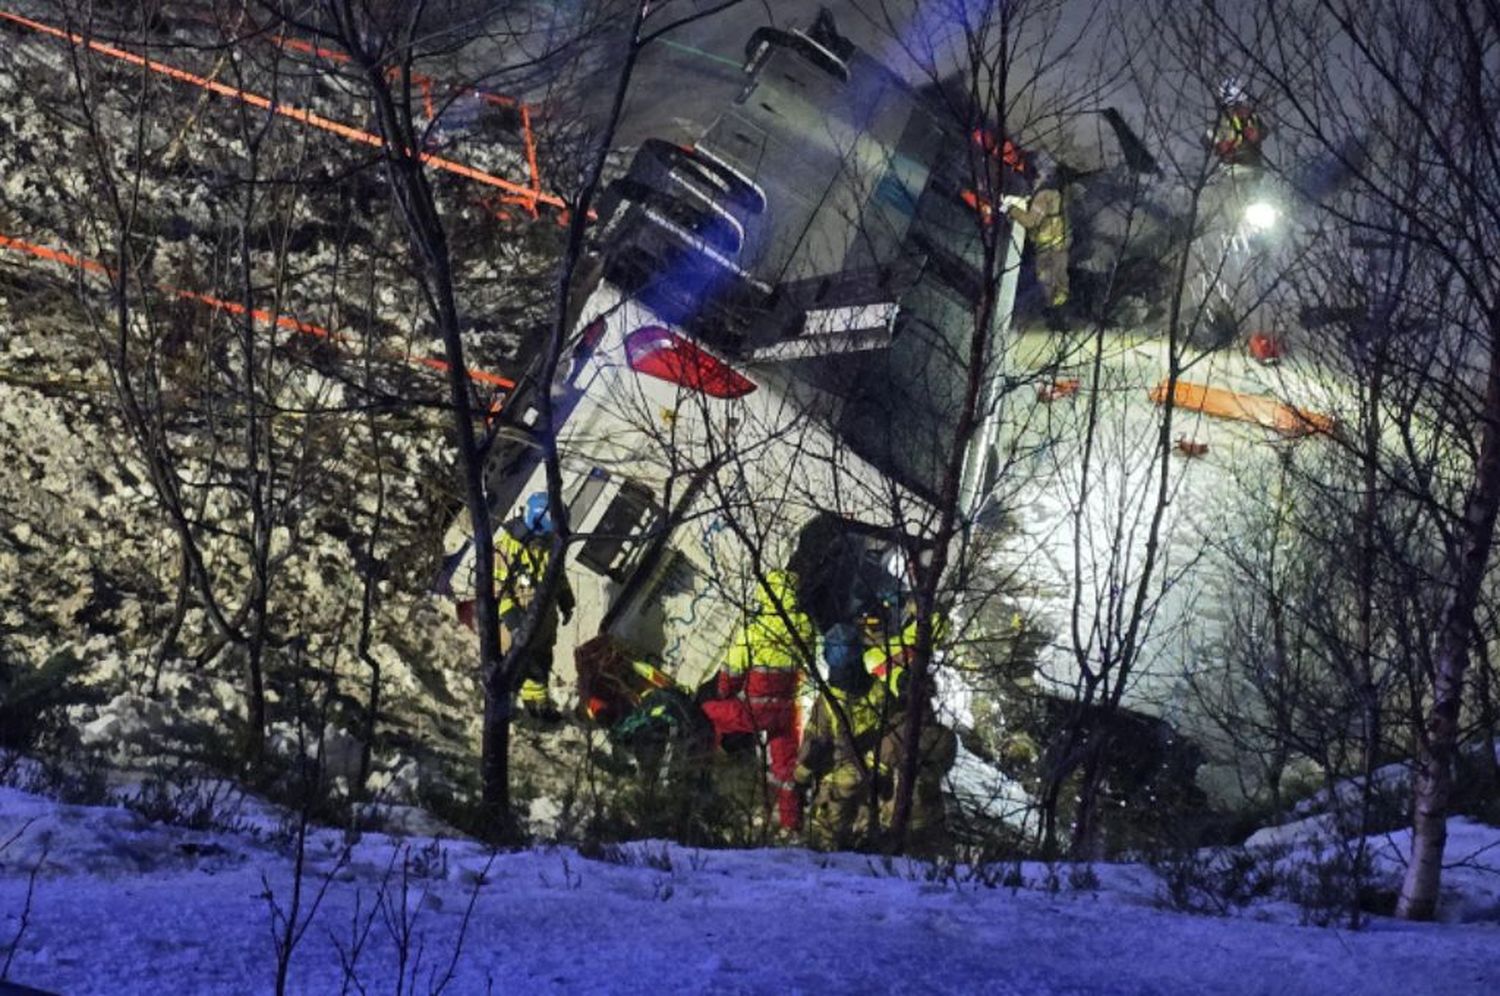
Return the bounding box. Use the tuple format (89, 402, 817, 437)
(494, 523, 547, 619)
(719, 570, 815, 702)
(493, 520, 574, 623)
(864, 612, 950, 695)
(1211, 106, 1267, 163)
(1010, 187, 1067, 250)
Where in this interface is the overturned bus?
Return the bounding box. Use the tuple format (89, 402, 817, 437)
(438, 12, 1025, 694)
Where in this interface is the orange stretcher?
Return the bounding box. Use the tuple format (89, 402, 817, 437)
(1149, 379, 1337, 438)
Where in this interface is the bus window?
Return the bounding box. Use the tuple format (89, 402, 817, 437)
(576, 480, 660, 581)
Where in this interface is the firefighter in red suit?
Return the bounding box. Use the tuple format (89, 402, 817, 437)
(701, 569, 815, 831)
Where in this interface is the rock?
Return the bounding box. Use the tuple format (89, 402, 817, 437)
(319, 729, 365, 784)
(80, 712, 123, 747)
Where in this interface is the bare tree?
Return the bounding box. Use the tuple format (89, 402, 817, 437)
(285, 0, 754, 833)
(22, 0, 356, 763)
(0, 1, 525, 802)
(1199, 0, 1500, 920)
(980, 0, 1237, 858)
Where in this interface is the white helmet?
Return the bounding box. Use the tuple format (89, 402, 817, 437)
(1217, 77, 1248, 105)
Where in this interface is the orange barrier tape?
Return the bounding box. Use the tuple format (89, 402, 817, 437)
(273, 36, 351, 65)
(168, 286, 349, 343)
(273, 36, 435, 119)
(1149, 379, 1336, 437)
(0, 9, 564, 212)
(0, 230, 514, 392)
(520, 103, 542, 204)
(0, 232, 109, 275)
(271, 34, 547, 218)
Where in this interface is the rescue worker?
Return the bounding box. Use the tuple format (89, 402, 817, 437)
(862, 606, 958, 853)
(1190, 77, 1272, 348)
(496, 492, 575, 724)
(795, 623, 886, 849)
(1207, 78, 1268, 170)
(1006, 171, 1071, 323)
(700, 569, 815, 831)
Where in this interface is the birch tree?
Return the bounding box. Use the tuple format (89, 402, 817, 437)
(1204, 0, 1500, 919)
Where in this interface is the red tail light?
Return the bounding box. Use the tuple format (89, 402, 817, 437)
(624, 326, 757, 398)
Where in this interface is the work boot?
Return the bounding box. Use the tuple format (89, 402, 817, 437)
(520, 698, 564, 726)
(518, 679, 563, 727)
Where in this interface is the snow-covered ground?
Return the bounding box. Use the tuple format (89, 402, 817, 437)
(1, 781, 1496, 995)
(986, 331, 1356, 807)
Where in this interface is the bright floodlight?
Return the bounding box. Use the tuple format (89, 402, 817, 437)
(1244, 200, 1279, 232)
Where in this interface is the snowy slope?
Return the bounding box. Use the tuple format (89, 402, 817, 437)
(1, 784, 1496, 996)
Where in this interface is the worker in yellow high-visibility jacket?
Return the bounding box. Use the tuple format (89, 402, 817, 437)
(496, 492, 575, 724)
(702, 569, 815, 831)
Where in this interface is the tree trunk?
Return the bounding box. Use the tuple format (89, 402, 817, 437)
(355, 413, 388, 801)
(481, 675, 513, 832)
(1397, 638, 1469, 919)
(243, 644, 267, 765)
(1039, 710, 1088, 858)
(1477, 647, 1500, 789)
(327, 0, 508, 829)
(1397, 313, 1500, 919)
(1069, 736, 1109, 860)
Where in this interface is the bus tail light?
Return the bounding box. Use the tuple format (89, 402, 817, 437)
(624, 326, 757, 398)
